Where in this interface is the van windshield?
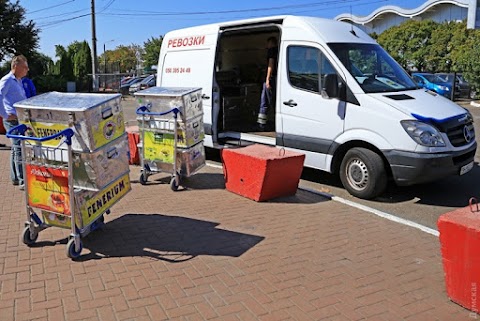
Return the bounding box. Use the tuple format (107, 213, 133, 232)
(328, 43, 418, 93)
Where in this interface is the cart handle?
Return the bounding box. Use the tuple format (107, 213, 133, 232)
(136, 105, 181, 118)
(6, 124, 75, 145)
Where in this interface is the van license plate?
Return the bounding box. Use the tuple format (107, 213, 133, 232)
(460, 161, 474, 175)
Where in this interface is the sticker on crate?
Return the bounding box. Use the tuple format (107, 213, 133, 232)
(143, 131, 175, 164)
(28, 166, 131, 229)
(26, 164, 71, 214)
(42, 210, 72, 229)
(20, 115, 125, 151)
(21, 121, 69, 148)
(76, 173, 131, 227)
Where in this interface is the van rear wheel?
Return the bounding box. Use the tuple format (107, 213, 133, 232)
(339, 147, 387, 200)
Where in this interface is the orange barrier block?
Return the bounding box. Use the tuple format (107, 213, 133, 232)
(438, 202, 480, 314)
(221, 144, 305, 202)
(126, 126, 140, 165)
(0, 117, 5, 134)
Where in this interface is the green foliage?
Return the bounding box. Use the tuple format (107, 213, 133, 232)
(29, 51, 54, 77)
(34, 74, 67, 93)
(55, 45, 72, 79)
(71, 41, 92, 91)
(103, 44, 143, 73)
(377, 19, 480, 90)
(377, 19, 438, 71)
(37, 41, 92, 92)
(0, 0, 39, 62)
(142, 36, 163, 69)
(453, 29, 480, 91)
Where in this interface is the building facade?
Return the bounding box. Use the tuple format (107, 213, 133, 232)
(335, 0, 480, 34)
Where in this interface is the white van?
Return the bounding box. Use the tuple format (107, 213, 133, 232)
(156, 15, 476, 199)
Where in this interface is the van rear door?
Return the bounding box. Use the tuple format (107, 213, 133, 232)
(279, 41, 346, 171)
(159, 32, 219, 144)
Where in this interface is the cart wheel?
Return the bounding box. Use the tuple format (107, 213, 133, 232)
(66, 238, 83, 259)
(22, 226, 38, 245)
(139, 172, 148, 185)
(170, 176, 179, 191)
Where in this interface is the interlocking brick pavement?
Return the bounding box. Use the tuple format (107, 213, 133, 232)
(0, 134, 475, 321)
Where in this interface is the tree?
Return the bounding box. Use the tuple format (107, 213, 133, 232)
(55, 45, 73, 79)
(453, 29, 480, 91)
(377, 19, 438, 71)
(72, 41, 92, 91)
(103, 44, 143, 73)
(64, 41, 92, 79)
(0, 0, 39, 62)
(142, 36, 163, 70)
(28, 51, 54, 77)
(426, 21, 468, 72)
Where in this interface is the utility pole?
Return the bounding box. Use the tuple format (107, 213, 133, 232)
(91, 0, 99, 91)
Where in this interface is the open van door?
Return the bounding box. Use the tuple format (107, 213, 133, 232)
(279, 41, 346, 171)
(158, 31, 219, 146)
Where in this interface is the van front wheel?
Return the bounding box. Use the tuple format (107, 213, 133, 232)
(339, 147, 387, 200)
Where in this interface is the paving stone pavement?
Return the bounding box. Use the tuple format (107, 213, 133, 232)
(0, 134, 475, 321)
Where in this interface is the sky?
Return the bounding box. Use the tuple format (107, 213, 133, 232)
(19, 0, 428, 60)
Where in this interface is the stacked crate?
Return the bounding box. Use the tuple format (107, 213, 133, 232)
(14, 92, 131, 229)
(134, 87, 206, 177)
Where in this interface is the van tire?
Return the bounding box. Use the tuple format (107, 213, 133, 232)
(339, 147, 387, 199)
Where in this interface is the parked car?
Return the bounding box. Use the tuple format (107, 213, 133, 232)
(120, 76, 145, 96)
(139, 74, 156, 90)
(411, 72, 453, 99)
(128, 75, 153, 94)
(435, 73, 472, 99)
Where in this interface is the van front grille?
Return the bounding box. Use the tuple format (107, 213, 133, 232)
(446, 122, 475, 147)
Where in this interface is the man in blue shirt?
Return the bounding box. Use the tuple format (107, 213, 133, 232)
(0, 55, 29, 189)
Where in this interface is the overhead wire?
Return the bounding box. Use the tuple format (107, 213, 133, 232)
(32, 0, 385, 30)
(26, 0, 76, 14)
(101, 0, 374, 16)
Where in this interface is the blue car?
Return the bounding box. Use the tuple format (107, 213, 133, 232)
(412, 73, 453, 99)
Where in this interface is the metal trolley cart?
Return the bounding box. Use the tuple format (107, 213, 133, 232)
(136, 105, 206, 190)
(8, 125, 111, 259)
(136, 106, 181, 190)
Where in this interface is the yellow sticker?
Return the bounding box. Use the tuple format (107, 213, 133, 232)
(20, 121, 69, 147)
(143, 131, 175, 163)
(80, 173, 131, 227)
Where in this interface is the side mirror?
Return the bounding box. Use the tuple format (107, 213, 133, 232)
(322, 73, 345, 100)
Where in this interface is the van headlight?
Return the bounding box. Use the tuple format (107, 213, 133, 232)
(438, 85, 449, 91)
(401, 120, 446, 147)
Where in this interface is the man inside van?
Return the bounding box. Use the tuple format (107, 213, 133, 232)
(257, 36, 278, 131)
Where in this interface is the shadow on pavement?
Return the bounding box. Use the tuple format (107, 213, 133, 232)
(130, 172, 226, 190)
(375, 163, 480, 207)
(301, 162, 480, 208)
(78, 213, 264, 262)
(266, 189, 331, 204)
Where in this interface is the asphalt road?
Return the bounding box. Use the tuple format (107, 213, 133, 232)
(122, 95, 480, 230)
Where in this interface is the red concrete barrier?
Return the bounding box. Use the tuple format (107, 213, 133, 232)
(438, 199, 480, 314)
(126, 126, 140, 165)
(0, 117, 5, 134)
(221, 144, 305, 202)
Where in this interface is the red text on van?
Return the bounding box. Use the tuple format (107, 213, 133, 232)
(168, 36, 205, 48)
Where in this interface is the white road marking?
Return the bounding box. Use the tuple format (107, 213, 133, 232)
(206, 162, 440, 237)
(299, 186, 439, 237)
(470, 101, 480, 107)
(207, 162, 223, 169)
